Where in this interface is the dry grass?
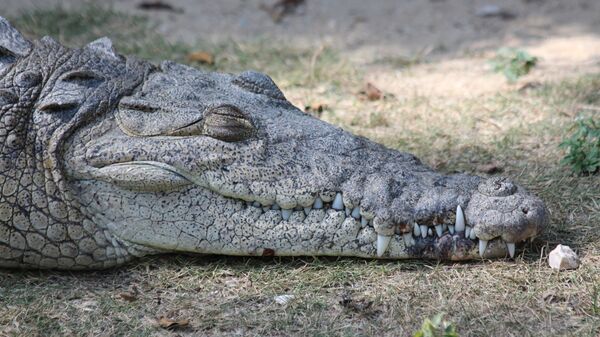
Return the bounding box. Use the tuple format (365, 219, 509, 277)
(1, 6, 599, 337)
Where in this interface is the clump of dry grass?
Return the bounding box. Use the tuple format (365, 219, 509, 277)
(1, 5, 599, 337)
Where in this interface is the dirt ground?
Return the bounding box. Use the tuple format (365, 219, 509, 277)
(0, 1, 599, 337)
(4, 0, 600, 98)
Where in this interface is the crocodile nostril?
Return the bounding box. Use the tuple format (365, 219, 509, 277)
(478, 177, 517, 197)
(522, 207, 529, 214)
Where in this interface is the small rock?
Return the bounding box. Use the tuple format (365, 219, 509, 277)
(548, 244, 580, 270)
(273, 294, 295, 305)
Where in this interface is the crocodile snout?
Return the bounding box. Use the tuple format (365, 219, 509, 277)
(466, 177, 547, 256)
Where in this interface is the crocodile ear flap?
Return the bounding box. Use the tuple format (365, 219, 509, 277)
(0, 17, 32, 69)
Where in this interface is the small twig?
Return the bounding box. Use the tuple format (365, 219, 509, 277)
(473, 117, 502, 130)
(309, 44, 325, 84)
(577, 104, 600, 112)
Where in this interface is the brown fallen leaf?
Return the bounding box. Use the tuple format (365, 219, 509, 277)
(186, 51, 215, 65)
(476, 161, 504, 174)
(260, 0, 305, 23)
(304, 102, 328, 117)
(339, 293, 380, 318)
(118, 292, 137, 302)
(158, 316, 190, 330)
(137, 1, 182, 12)
(359, 82, 384, 101)
(518, 81, 542, 93)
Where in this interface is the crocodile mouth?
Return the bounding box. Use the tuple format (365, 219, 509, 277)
(92, 161, 532, 260)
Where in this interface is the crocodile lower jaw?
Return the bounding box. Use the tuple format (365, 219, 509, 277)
(91, 161, 525, 260)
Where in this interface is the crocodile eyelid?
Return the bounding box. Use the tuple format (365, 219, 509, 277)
(60, 69, 104, 84)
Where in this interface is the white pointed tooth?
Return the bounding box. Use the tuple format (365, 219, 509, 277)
(442, 224, 447, 232)
(304, 207, 311, 215)
(455, 205, 465, 233)
(345, 208, 351, 216)
(313, 197, 323, 209)
(465, 226, 471, 239)
(428, 228, 433, 236)
(252, 201, 260, 207)
(448, 225, 455, 234)
(469, 227, 477, 240)
(351, 207, 361, 219)
(262, 206, 270, 212)
(435, 225, 443, 237)
(506, 242, 516, 258)
(403, 233, 413, 247)
(332, 193, 344, 210)
(413, 223, 421, 237)
(281, 209, 292, 221)
(377, 234, 392, 257)
(272, 204, 281, 210)
(420, 225, 428, 238)
(361, 217, 368, 227)
(479, 239, 488, 257)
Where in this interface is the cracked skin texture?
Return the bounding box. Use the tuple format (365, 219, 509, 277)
(0, 18, 547, 269)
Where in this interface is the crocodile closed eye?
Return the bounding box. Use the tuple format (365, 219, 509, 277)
(173, 105, 255, 142)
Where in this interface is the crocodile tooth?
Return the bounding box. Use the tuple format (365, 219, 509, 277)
(272, 204, 281, 210)
(403, 233, 413, 247)
(351, 207, 361, 219)
(281, 209, 292, 221)
(469, 227, 477, 240)
(448, 225, 455, 234)
(361, 217, 368, 227)
(442, 224, 447, 232)
(455, 205, 465, 232)
(435, 225, 443, 237)
(377, 234, 392, 257)
(479, 239, 488, 257)
(413, 223, 421, 237)
(332, 193, 344, 210)
(428, 228, 433, 236)
(304, 207, 311, 215)
(253, 201, 261, 207)
(506, 242, 516, 258)
(313, 197, 323, 209)
(465, 226, 471, 238)
(262, 206, 270, 212)
(420, 225, 428, 238)
(345, 208, 351, 216)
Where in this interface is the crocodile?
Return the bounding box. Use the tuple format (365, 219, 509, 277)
(0, 18, 547, 269)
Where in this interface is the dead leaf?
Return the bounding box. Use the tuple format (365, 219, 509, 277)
(137, 1, 182, 12)
(186, 51, 215, 65)
(518, 81, 542, 93)
(339, 293, 380, 318)
(260, 0, 305, 23)
(304, 102, 328, 117)
(359, 82, 384, 101)
(476, 162, 504, 174)
(118, 292, 138, 302)
(541, 290, 566, 304)
(158, 316, 190, 330)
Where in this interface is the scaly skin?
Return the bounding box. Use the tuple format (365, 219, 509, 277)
(0, 18, 547, 269)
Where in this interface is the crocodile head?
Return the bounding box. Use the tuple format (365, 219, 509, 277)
(0, 19, 547, 269)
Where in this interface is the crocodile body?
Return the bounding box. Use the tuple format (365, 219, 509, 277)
(0, 18, 547, 269)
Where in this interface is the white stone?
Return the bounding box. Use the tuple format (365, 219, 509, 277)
(273, 294, 295, 305)
(548, 244, 580, 270)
